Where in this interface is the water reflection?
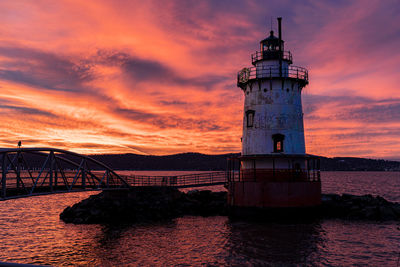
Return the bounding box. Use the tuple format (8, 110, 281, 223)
(89, 217, 229, 266)
(77, 216, 324, 266)
(0, 172, 398, 266)
(224, 220, 323, 265)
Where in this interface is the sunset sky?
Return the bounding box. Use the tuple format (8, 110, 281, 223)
(1, 0, 399, 159)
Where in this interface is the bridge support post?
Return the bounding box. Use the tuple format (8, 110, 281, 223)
(82, 159, 86, 189)
(2, 153, 6, 198)
(106, 170, 109, 188)
(16, 151, 21, 189)
(54, 166, 58, 190)
(49, 151, 54, 191)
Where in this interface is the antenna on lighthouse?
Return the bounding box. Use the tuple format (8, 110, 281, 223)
(270, 16, 273, 31)
(277, 17, 282, 77)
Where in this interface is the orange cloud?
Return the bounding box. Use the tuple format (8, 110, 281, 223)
(0, 0, 399, 160)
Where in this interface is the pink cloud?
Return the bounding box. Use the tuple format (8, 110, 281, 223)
(0, 0, 399, 159)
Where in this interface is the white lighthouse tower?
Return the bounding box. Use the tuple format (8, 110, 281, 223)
(228, 18, 321, 210)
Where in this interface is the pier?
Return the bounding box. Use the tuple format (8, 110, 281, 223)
(0, 147, 227, 200)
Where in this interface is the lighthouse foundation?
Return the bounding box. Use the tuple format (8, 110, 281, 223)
(227, 155, 321, 211)
(228, 181, 321, 208)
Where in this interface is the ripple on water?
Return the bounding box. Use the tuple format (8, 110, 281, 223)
(0, 171, 398, 266)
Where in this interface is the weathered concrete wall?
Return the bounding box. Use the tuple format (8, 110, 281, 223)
(228, 181, 321, 208)
(241, 77, 305, 156)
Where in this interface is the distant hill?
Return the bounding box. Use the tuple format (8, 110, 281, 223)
(318, 156, 400, 171)
(12, 152, 400, 171)
(90, 153, 239, 171)
(88, 153, 400, 172)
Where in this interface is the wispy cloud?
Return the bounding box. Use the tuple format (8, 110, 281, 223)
(0, 0, 398, 158)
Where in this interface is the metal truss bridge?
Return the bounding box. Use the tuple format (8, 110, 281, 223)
(0, 148, 227, 200)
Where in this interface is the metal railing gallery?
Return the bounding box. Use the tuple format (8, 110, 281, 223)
(237, 65, 308, 85)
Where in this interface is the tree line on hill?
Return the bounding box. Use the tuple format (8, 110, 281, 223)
(89, 153, 400, 171)
(7, 152, 400, 171)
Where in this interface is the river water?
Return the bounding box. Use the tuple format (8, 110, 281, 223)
(0, 171, 399, 266)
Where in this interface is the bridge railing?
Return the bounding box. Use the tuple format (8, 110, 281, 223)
(123, 171, 227, 188)
(0, 148, 129, 199)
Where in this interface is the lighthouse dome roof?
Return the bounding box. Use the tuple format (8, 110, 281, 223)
(260, 30, 283, 44)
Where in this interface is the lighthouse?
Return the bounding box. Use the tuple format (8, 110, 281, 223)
(227, 18, 321, 212)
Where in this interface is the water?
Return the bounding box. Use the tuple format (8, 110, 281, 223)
(0, 171, 399, 266)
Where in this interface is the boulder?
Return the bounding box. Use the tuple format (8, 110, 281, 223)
(320, 193, 400, 221)
(60, 187, 228, 224)
(60, 190, 400, 224)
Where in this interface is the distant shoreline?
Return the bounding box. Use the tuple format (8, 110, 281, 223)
(14, 152, 400, 172)
(88, 153, 400, 172)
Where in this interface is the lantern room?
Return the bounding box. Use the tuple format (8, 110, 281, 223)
(260, 30, 284, 53)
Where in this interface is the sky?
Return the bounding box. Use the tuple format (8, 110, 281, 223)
(0, 0, 399, 159)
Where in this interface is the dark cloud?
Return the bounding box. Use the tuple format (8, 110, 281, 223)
(0, 46, 93, 92)
(303, 94, 400, 123)
(113, 106, 226, 132)
(303, 94, 384, 107)
(0, 138, 44, 145)
(0, 104, 57, 117)
(122, 57, 175, 82)
(70, 143, 123, 149)
(114, 107, 157, 121)
(151, 115, 225, 132)
(336, 102, 400, 123)
(159, 100, 188, 106)
(332, 129, 400, 140)
(122, 56, 227, 89)
(96, 50, 228, 89)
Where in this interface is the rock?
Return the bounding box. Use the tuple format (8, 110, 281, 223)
(320, 193, 400, 221)
(60, 187, 228, 224)
(60, 189, 400, 224)
(362, 206, 378, 220)
(378, 206, 397, 220)
(187, 189, 199, 195)
(90, 208, 101, 216)
(391, 204, 400, 216)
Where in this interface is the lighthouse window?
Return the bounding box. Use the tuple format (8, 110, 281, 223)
(272, 133, 285, 152)
(276, 141, 282, 151)
(246, 110, 255, 127)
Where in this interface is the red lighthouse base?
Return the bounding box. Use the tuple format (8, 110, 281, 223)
(228, 181, 321, 208)
(227, 181, 321, 221)
(226, 155, 322, 218)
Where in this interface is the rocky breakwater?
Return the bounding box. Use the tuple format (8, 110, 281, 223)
(60, 187, 227, 224)
(60, 189, 400, 224)
(321, 193, 400, 220)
